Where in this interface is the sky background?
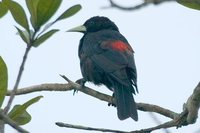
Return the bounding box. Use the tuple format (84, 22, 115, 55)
(0, 0, 200, 133)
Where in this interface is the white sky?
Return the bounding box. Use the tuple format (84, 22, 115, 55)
(0, 0, 200, 133)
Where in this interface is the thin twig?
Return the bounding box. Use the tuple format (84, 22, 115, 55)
(103, 0, 175, 11)
(56, 122, 128, 133)
(55, 112, 187, 133)
(0, 119, 4, 133)
(4, 45, 32, 114)
(59, 74, 72, 83)
(195, 128, 200, 133)
(102, 0, 148, 10)
(0, 111, 29, 133)
(148, 112, 171, 133)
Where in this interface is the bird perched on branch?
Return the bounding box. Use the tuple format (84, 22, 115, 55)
(68, 16, 138, 121)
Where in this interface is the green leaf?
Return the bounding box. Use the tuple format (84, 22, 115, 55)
(23, 96, 43, 107)
(56, 4, 81, 21)
(8, 105, 31, 125)
(15, 26, 30, 44)
(8, 96, 43, 125)
(0, 56, 8, 108)
(33, 29, 59, 47)
(177, 0, 200, 10)
(0, 2, 8, 18)
(25, 0, 40, 30)
(36, 0, 62, 28)
(5, 0, 29, 31)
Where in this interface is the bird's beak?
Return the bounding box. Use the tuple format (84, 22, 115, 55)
(67, 25, 86, 33)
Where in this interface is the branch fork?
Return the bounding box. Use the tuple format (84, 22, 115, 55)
(6, 76, 200, 132)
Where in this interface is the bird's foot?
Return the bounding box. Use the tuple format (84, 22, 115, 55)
(76, 78, 86, 87)
(108, 102, 116, 107)
(108, 93, 116, 107)
(74, 78, 86, 95)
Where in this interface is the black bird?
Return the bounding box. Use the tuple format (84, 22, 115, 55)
(68, 16, 138, 121)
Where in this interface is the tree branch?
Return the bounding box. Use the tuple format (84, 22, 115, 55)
(0, 110, 28, 133)
(4, 45, 32, 114)
(137, 103, 178, 119)
(6, 82, 176, 119)
(6, 78, 200, 132)
(148, 112, 171, 133)
(103, 0, 175, 11)
(183, 82, 200, 124)
(56, 122, 128, 133)
(55, 108, 188, 133)
(55, 118, 182, 133)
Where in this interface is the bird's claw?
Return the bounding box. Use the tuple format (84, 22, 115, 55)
(73, 78, 86, 95)
(76, 78, 86, 87)
(73, 89, 78, 95)
(108, 102, 116, 107)
(108, 93, 116, 107)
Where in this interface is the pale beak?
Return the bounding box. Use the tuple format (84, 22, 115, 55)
(67, 25, 86, 33)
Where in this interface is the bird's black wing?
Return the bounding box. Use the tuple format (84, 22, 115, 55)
(90, 39, 138, 120)
(90, 39, 135, 87)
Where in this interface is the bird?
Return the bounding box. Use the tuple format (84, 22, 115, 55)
(68, 16, 138, 121)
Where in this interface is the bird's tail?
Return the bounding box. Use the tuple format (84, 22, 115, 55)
(113, 83, 138, 121)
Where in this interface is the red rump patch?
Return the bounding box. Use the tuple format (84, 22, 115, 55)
(111, 41, 129, 52)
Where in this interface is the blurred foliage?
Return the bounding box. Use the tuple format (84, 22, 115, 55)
(0, 56, 8, 108)
(0, 1, 8, 18)
(177, 0, 200, 10)
(2, 0, 81, 47)
(8, 96, 43, 125)
(0, 0, 81, 127)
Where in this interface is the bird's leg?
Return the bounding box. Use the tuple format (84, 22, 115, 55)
(108, 93, 116, 107)
(76, 78, 86, 87)
(74, 78, 86, 95)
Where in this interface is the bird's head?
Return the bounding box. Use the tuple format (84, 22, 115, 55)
(67, 16, 119, 33)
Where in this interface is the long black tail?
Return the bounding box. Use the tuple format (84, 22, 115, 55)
(114, 83, 138, 121)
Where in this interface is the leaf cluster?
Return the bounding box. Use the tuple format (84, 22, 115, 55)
(0, 0, 81, 127)
(1, 0, 81, 47)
